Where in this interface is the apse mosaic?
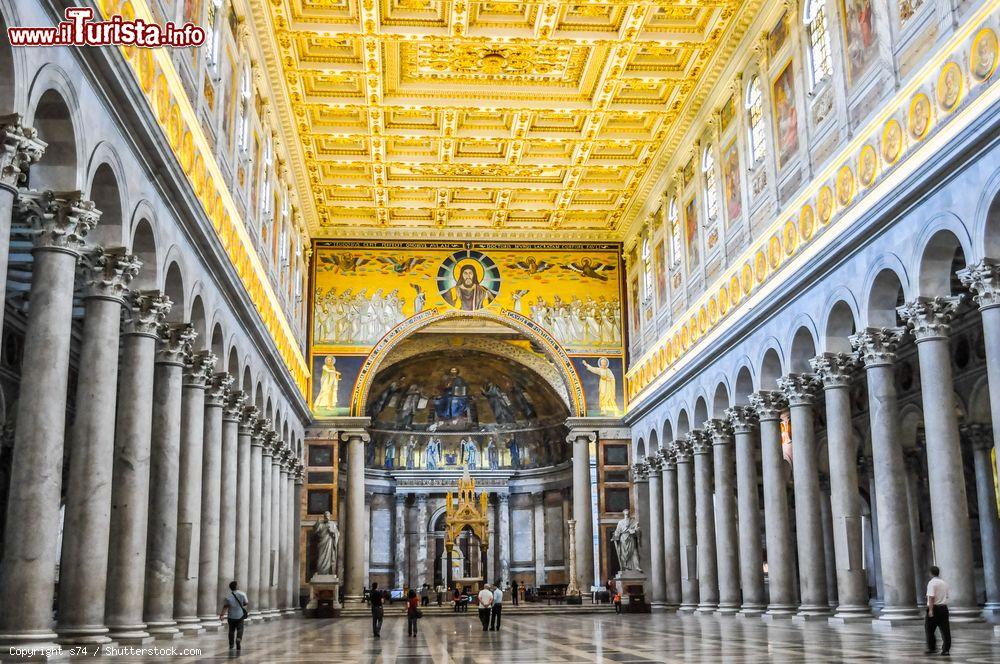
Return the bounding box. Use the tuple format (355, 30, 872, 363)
(361, 351, 571, 471)
(311, 241, 624, 354)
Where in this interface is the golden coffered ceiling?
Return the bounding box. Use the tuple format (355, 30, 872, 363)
(251, 0, 758, 240)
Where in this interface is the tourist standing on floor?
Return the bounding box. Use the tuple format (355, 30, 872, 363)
(370, 582, 385, 638)
(925, 566, 952, 655)
(420, 583, 430, 606)
(219, 581, 249, 651)
(490, 581, 503, 631)
(406, 589, 420, 637)
(477, 584, 494, 631)
(511, 579, 519, 606)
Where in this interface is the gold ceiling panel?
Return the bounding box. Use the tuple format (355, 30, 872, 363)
(255, 0, 757, 239)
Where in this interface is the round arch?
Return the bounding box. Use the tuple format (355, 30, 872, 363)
(350, 308, 586, 417)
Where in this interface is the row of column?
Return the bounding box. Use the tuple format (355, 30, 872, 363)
(636, 287, 1000, 624)
(0, 119, 304, 652)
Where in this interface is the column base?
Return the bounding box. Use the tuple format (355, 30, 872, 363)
(144, 621, 180, 640)
(871, 607, 923, 630)
(994, 624, 999, 638)
(174, 618, 204, 636)
(792, 607, 831, 623)
(55, 625, 112, 646)
(762, 604, 797, 620)
(343, 595, 366, 606)
(106, 626, 154, 646)
(650, 601, 669, 611)
(696, 604, 719, 614)
(827, 606, 873, 624)
(715, 603, 740, 616)
(678, 603, 698, 613)
(281, 608, 296, 616)
(738, 605, 766, 617)
(982, 602, 1000, 622)
(196, 616, 223, 632)
(947, 605, 985, 623)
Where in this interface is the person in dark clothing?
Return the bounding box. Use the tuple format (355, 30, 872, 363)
(925, 566, 951, 655)
(406, 589, 420, 637)
(219, 581, 248, 650)
(511, 579, 519, 606)
(370, 582, 384, 638)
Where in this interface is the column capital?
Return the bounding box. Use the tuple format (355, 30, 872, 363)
(263, 430, 280, 457)
(749, 390, 787, 421)
(80, 246, 141, 302)
(646, 453, 664, 471)
(897, 296, 963, 341)
(957, 259, 1000, 310)
(657, 446, 677, 470)
(155, 322, 195, 366)
(498, 493, 510, 505)
(961, 423, 995, 452)
(0, 115, 46, 192)
(126, 290, 172, 337)
(566, 430, 597, 445)
(777, 373, 821, 406)
(16, 189, 99, 254)
(206, 371, 233, 407)
(850, 326, 904, 367)
(183, 350, 216, 388)
(704, 418, 733, 442)
(632, 459, 651, 481)
(253, 416, 272, 441)
(241, 405, 261, 436)
(688, 430, 712, 455)
(809, 352, 860, 389)
(224, 389, 247, 422)
(294, 462, 305, 483)
(672, 439, 693, 462)
(725, 405, 758, 433)
(340, 428, 371, 444)
(416, 493, 428, 506)
(395, 492, 407, 506)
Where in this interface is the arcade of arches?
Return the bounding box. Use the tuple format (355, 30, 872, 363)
(1, 0, 1000, 660)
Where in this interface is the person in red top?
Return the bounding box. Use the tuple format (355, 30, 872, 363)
(406, 589, 420, 637)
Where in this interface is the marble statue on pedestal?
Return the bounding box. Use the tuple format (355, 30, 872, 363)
(612, 509, 642, 571)
(313, 511, 340, 576)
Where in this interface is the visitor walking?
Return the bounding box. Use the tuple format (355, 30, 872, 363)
(370, 582, 385, 638)
(477, 584, 494, 631)
(219, 581, 249, 651)
(406, 588, 420, 637)
(511, 579, 519, 606)
(490, 581, 503, 631)
(420, 583, 430, 606)
(925, 566, 951, 656)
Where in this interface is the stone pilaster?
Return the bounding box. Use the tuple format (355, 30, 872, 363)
(106, 291, 172, 644)
(394, 493, 407, 588)
(532, 492, 547, 585)
(416, 494, 429, 591)
(705, 419, 739, 615)
(849, 327, 921, 622)
(809, 353, 870, 622)
(57, 247, 141, 645)
(498, 494, 511, 589)
(0, 191, 97, 652)
(726, 405, 765, 615)
(898, 298, 978, 620)
(749, 390, 797, 616)
(144, 323, 196, 638)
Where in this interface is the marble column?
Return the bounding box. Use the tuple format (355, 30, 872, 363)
(293, 463, 304, 610)
(569, 431, 597, 593)
(691, 431, 719, 612)
(850, 328, 921, 622)
(245, 412, 264, 620)
(143, 324, 196, 638)
(343, 428, 370, 604)
(498, 494, 511, 587)
(0, 191, 97, 652)
(395, 493, 407, 587)
(105, 292, 172, 644)
(674, 439, 699, 611)
(0, 117, 45, 343)
(646, 454, 667, 609)
(777, 373, 829, 619)
(659, 447, 682, 609)
(899, 298, 978, 619)
(217, 391, 245, 606)
(268, 444, 282, 615)
(258, 431, 275, 618)
(566, 519, 580, 596)
(726, 406, 766, 615)
(903, 448, 928, 602)
(633, 461, 652, 578)
(958, 260, 1000, 469)
(284, 457, 297, 614)
(706, 419, 740, 615)
(967, 425, 1000, 617)
(276, 451, 291, 613)
(195, 373, 230, 630)
(533, 492, 546, 585)
(57, 248, 140, 645)
(173, 351, 216, 634)
(819, 479, 838, 608)
(416, 495, 429, 589)
(749, 391, 797, 617)
(810, 353, 870, 621)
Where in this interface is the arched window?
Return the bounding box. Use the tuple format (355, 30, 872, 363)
(702, 146, 719, 221)
(746, 76, 765, 163)
(641, 235, 653, 300)
(805, 0, 832, 89)
(668, 199, 681, 266)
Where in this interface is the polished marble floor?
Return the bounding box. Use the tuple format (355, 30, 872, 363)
(66, 612, 1000, 663)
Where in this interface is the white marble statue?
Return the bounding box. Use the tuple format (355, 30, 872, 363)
(612, 508, 642, 572)
(313, 511, 340, 577)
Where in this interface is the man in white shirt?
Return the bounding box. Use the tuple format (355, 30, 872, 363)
(490, 581, 504, 631)
(925, 566, 951, 656)
(477, 585, 494, 631)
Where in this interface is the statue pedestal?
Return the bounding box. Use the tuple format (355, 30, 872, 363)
(615, 570, 651, 613)
(305, 574, 341, 617)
